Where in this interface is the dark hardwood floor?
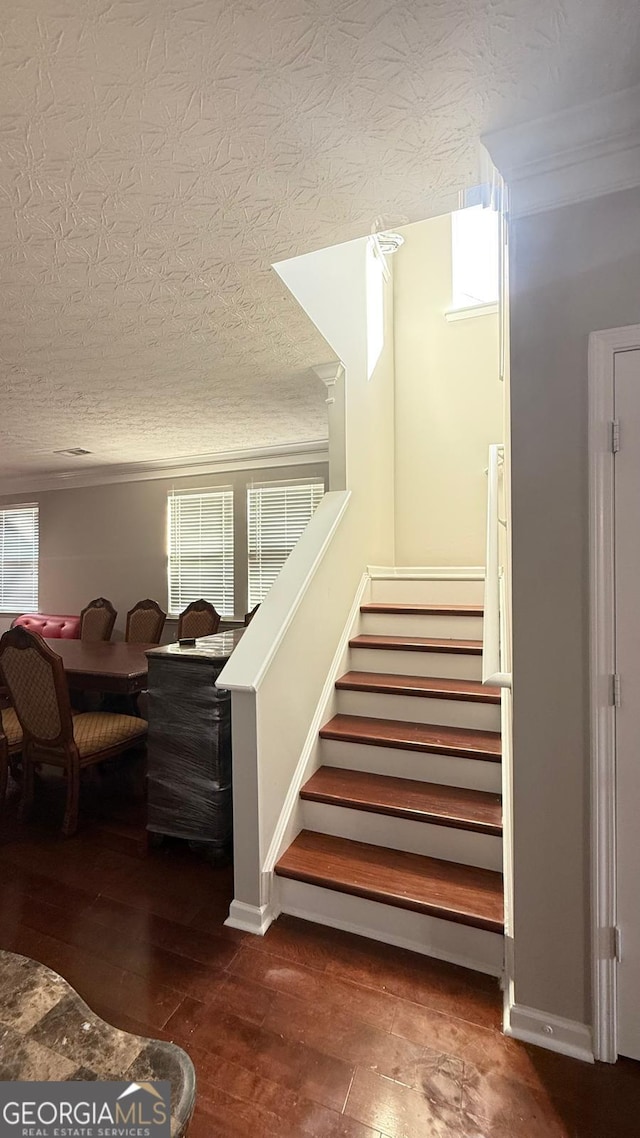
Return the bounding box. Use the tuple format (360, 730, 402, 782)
(0, 765, 638, 1137)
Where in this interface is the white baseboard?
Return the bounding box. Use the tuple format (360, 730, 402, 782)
(224, 899, 278, 936)
(505, 999, 594, 1063)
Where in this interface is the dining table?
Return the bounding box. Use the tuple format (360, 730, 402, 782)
(43, 639, 155, 696)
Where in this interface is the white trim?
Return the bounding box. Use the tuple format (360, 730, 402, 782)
(445, 302, 498, 323)
(312, 362, 345, 406)
(589, 323, 640, 1062)
(483, 83, 640, 218)
(224, 899, 278, 936)
(505, 1000, 593, 1064)
(0, 440, 329, 496)
(217, 490, 351, 692)
(482, 446, 512, 690)
(263, 572, 370, 876)
(500, 685, 515, 1009)
(367, 565, 485, 581)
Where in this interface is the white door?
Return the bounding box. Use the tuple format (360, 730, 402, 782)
(614, 347, 640, 1060)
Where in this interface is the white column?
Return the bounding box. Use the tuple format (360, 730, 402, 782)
(313, 362, 346, 491)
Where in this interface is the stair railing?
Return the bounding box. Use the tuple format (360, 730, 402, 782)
(483, 443, 512, 688)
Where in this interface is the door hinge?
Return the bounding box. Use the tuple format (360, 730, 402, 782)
(614, 926, 622, 962)
(612, 673, 621, 707)
(611, 419, 621, 453)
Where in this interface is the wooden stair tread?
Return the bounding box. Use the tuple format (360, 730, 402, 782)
(350, 634, 483, 655)
(319, 714, 501, 761)
(361, 603, 483, 617)
(336, 671, 500, 703)
(301, 767, 502, 835)
(275, 831, 504, 934)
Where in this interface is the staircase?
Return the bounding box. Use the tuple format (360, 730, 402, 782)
(275, 575, 504, 976)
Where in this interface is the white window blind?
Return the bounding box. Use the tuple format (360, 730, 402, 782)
(0, 505, 39, 613)
(248, 481, 324, 607)
(168, 489, 234, 617)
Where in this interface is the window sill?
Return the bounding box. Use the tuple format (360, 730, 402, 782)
(167, 614, 241, 624)
(445, 302, 498, 323)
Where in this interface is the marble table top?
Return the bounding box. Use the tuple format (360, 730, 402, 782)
(146, 627, 245, 664)
(0, 949, 195, 1137)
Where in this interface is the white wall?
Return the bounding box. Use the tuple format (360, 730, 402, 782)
(275, 236, 396, 566)
(509, 185, 640, 1025)
(0, 460, 328, 638)
(394, 213, 502, 566)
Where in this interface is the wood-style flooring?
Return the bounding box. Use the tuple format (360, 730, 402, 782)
(0, 767, 638, 1137)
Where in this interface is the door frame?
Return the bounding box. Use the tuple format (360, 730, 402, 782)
(589, 323, 640, 1062)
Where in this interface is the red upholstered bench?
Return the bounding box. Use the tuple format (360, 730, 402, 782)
(12, 613, 81, 639)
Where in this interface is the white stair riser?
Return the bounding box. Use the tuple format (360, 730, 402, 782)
(301, 801, 503, 871)
(360, 612, 483, 639)
(350, 647, 482, 680)
(320, 738, 502, 793)
(336, 688, 500, 731)
(277, 878, 504, 977)
(370, 578, 485, 605)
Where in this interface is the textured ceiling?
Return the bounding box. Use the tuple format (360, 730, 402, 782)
(1, 0, 638, 478)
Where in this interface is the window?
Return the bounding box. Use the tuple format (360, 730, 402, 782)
(247, 481, 325, 607)
(0, 504, 39, 613)
(451, 203, 499, 310)
(168, 489, 234, 617)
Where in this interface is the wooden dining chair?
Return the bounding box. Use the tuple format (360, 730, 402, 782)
(176, 599, 221, 640)
(125, 599, 166, 645)
(244, 604, 260, 626)
(80, 597, 117, 642)
(0, 627, 147, 836)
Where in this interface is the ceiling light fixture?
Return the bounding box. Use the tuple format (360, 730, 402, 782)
(373, 232, 405, 255)
(370, 214, 406, 256)
(54, 447, 92, 457)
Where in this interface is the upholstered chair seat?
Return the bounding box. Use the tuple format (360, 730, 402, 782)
(0, 706, 22, 750)
(71, 712, 146, 759)
(0, 706, 23, 812)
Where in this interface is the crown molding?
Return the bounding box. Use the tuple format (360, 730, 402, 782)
(0, 439, 329, 497)
(483, 83, 640, 218)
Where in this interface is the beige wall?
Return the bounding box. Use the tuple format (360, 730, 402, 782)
(509, 185, 640, 1024)
(394, 213, 502, 565)
(0, 461, 328, 639)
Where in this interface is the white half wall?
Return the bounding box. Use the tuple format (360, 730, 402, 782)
(219, 235, 396, 926)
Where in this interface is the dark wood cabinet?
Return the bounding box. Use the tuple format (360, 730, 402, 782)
(145, 630, 243, 863)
